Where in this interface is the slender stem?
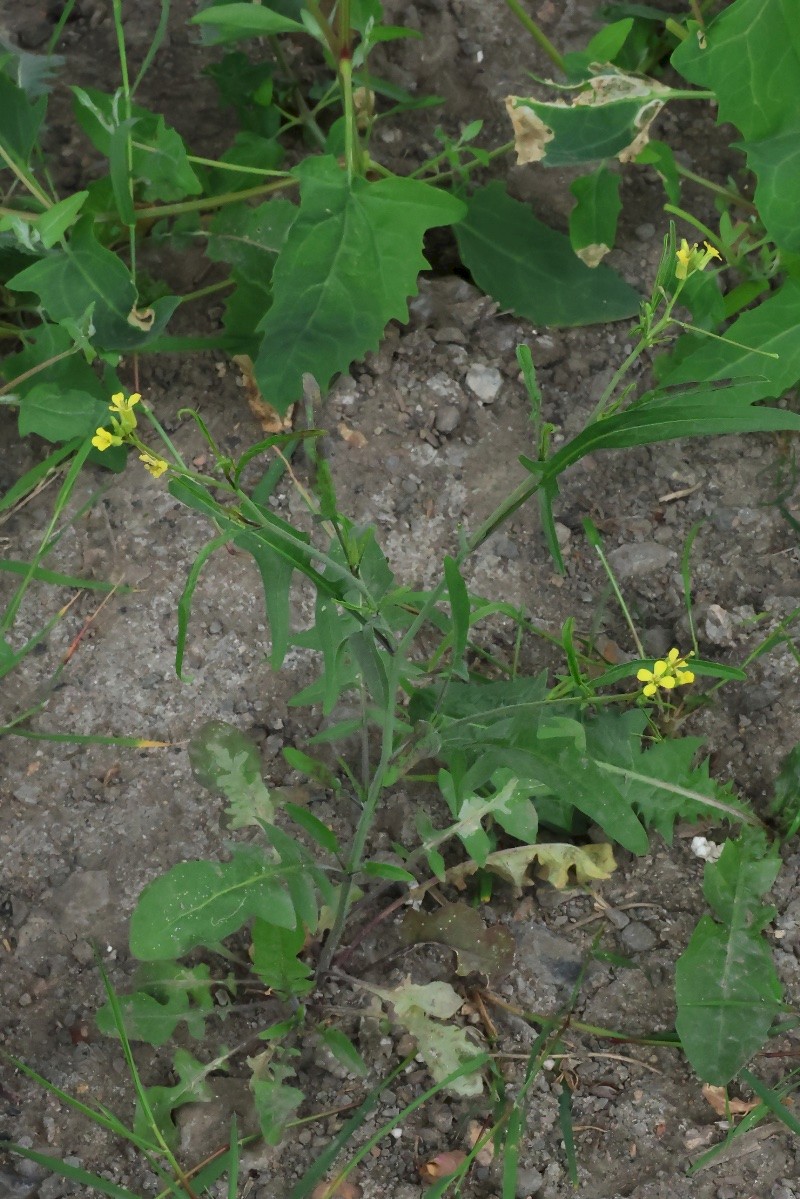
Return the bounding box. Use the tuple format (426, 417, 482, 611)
(268, 35, 327, 149)
(502, 0, 567, 73)
(177, 277, 235, 305)
(111, 0, 137, 279)
(673, 164, 757, 214)
(99, 177, 296, 223)
(46, 0, 79, 53)
(0, 347, 79, 397)
(340, 54, 357, 181)
(304, 0, 339, 56)
(0, 144, 52, 209)
(0, 203, 46, 221)
(588, 336, 648, 422)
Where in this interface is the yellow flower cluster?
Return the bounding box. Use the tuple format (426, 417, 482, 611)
(637, 648, 695, 699)
(675, 238, 721, 281)
(91, 392, 169, 478)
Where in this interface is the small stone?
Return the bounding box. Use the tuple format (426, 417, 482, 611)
(554, 522, 571, 549)
(606, 542, 677, 581)
(635, 222, 656, 242)
(0, 1168, 41, 1199)
(208, 620, 224, 635)
(619, 921, 657, 952)
(18, 992, 32, 1006)
(703, 603, 734, 646)
(466, 363, 503, 403)
(434, 404, 462, 434)
(516, 1166, 544, 1196)
(531, 335, 564, 368)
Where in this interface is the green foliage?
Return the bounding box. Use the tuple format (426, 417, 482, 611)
(672, 3, 800, 250)
(676, 833, 783, 1085)
(96, 962, 219, 1045)
(129, 840, 328, 959)
(6, 0, 800, 1189)
(254, 157, 465, 411)
(455, 182, 640, 326)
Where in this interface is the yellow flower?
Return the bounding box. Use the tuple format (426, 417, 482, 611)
(91, 426, 124, 451)
(109, 391, 141, 435)
(675, 238, 721, 281)
(139, 450, 169, 478)
(637, 648, 695, 699)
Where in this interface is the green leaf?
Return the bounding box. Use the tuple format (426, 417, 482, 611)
(569, 165, 622, 266)
(188, 719, 275, 828)
(72, 87, 202, 202)
(636, 139, 681, 204)
(0, 1145, 140, 1199)
(658, 280, 800, 396)
(17, 385, 108, 441)
(206, 198, 296, 277)
(7, 218, 179, 350)
(3, 323, 107, 408)
(191, 2, 306, 41)
(676, 832, 783, 1084)
(251, 918, 313, 997)
(583, 710, 747, 841)
(443, 555, 470, 680)
(249, 1058, 304, 1144)
(672, 3, 800, 249)
(319, 1027, 368, 1077)
(254, 156, 465, 412)
(505, 71, 675, 167)
(234, 529, 295, 667)
(135, 1048, 213, 1150)
(32, 191, 90, 248)
(96, 962, 216, 1045)
(455, 182, 639, 327)
(130, 845, 307, 959)
(0, 72, 46, 163)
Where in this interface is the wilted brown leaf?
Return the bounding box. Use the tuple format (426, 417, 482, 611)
(338, 421, 367, 448)
(233, 353, 292, 433)
(401, 902, 515, 978)
(466, 1120, 495, 1166)
(311, 1177, 361, 1199)
(701, 1084, 759, 1117)
(418, 1150, 467, 1181)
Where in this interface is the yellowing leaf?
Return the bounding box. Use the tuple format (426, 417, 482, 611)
(448, 842, 616, 893)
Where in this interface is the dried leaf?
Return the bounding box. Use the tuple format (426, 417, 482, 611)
(401, 901, 515, 977)
(467, 1120, 495, 1166)
(505, 96, 553, 164)
(311, 1179, 362, 1199)
(233, 352, 292, 433)
(449, 841, 616, 893)
(418, 1150, 467, 1181)
(338, 421, 367, 448)
(701, 1083, 759, 1117)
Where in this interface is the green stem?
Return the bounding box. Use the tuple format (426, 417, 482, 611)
(100, 177, 296, 223)
(0, 346, 79, 397)
(111, 0, 137, 280)
(339, 53, 358, 180)
(673, 164, 757, 214)
(0, 143, 52, 209)
(177, 277, 235, 306)
(502, 0, 567, 73)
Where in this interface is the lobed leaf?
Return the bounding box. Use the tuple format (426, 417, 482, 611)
(676, 833, 783, 1084)
(254, 155, 465, 411)
(672, 2, 800, 250)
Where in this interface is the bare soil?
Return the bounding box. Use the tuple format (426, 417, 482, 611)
(2, 3, 800, 1199)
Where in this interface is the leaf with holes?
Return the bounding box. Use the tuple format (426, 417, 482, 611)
(7, 218, 178, 350)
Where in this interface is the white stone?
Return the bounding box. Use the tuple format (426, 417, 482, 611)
(466, 363, 502, 403)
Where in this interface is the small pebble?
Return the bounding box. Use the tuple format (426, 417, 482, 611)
(619, 921, 657, 952)
(635, 222, 656, 242)
(466, 363, 503, 403)
(434, 403, 462, 434)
